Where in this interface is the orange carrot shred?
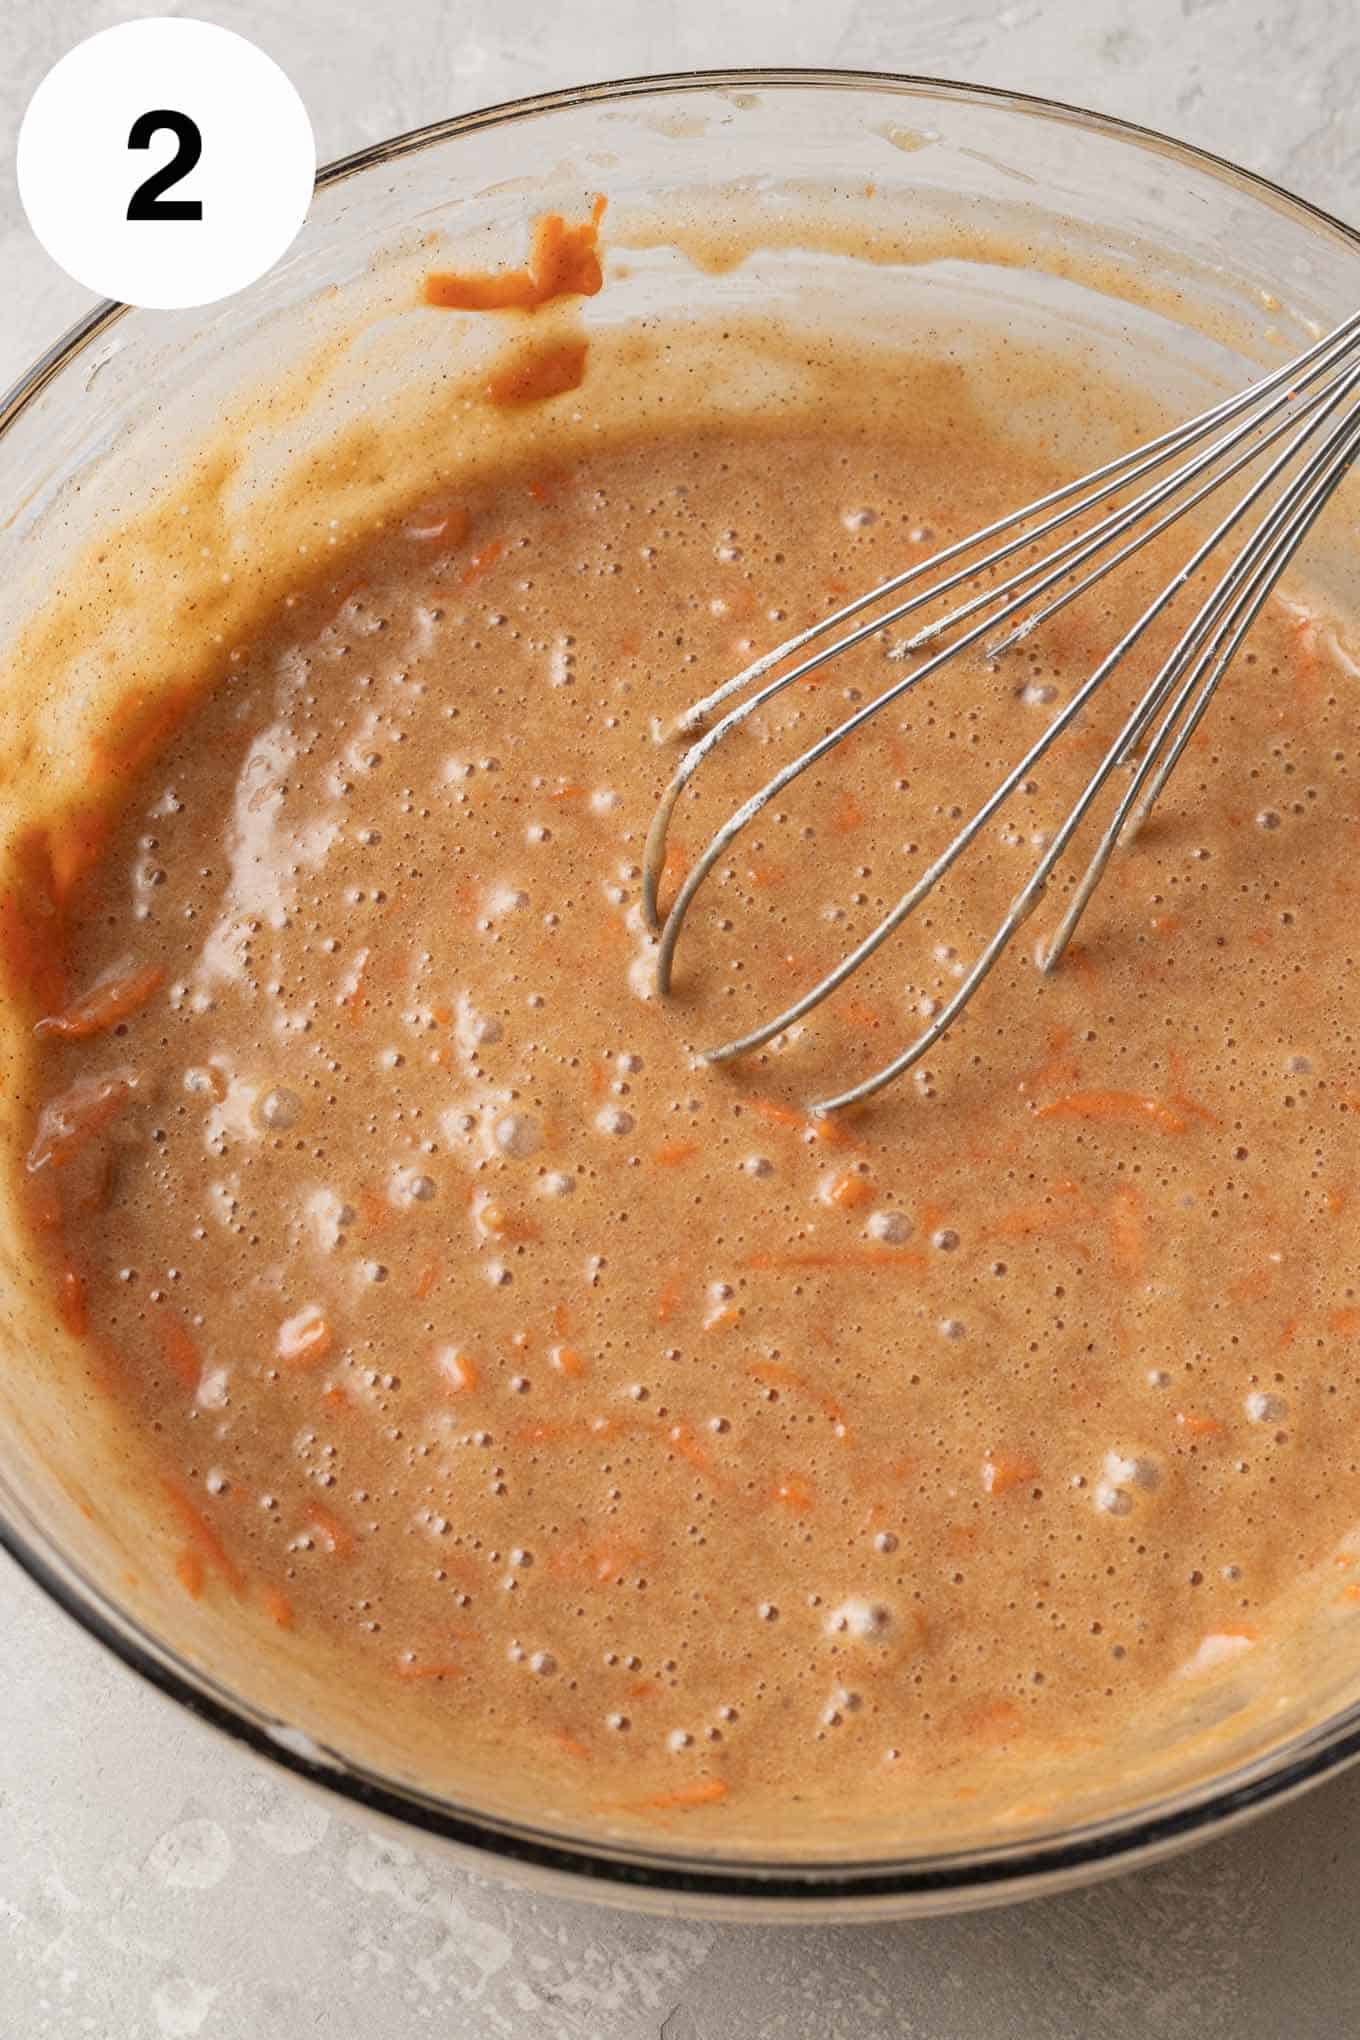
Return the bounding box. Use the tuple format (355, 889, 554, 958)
(652, 1140, 701, 1167)
(157, 1308, 201, 1391)
(981, 1452, 1038, 1496)
(750, 1359, 847, 1435)
(1176, 1410, 1224, 1439)
(772, 1473, 816, 1512)
(654, 1267, 685, 1323)
(746, 1247, 926, 1273)
(56, 1264, 88, 1337)
(460, 536, 506, 587)
(436, 1346, 480, 1394)
(395, 1657, 465, 1681)
(476, 1199, 541, 1243)
(35, 963, 164, 1041)
(27, 1075, 134, 1173)
(1038, 1090, 1191, 1134)
(261, 1585, 295, 1630)
(161, 1478, 245, 1595)
(635, 1778, 728, 1811)
(276, 1305, 334, 1369)
(414, 1261, 441, 1300)
(174, 1547, 205, 1599)
(827, 1168, 873, 1210)
(667, 1422, 712, 1474)
(305, 1502, 355, 1559)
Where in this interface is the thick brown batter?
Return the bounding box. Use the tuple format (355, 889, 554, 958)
(16, 310, 1360, 1834)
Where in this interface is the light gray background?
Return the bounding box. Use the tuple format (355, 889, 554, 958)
(2, 4, 1358, 2035)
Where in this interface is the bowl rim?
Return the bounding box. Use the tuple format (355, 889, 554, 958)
(4, 63, 1360, 1913)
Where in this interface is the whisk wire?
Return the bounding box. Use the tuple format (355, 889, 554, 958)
(641, 314, 1360, 935)
(645, 316, 1360, 1111)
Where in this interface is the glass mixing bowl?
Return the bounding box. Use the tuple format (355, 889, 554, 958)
(2, 70, 1359, 1920)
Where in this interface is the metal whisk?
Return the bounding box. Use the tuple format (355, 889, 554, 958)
(642, 312, 1360, 1113)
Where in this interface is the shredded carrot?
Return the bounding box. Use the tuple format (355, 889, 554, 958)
(652, 1140, 701, 1168)
(157, 1308, 201, 1391)
(261, 1585, 295, 1630)
(1169, 1091, 1221, 1129)
(750, 1358, 846, 1435)
(554, 1730, 592, 1760)
(1038, 1090, 1191, 1135)
(655, 1267, 685, 1323)
(1175, 1410, 1224, 1439)
(436, 1346, 480, 1394)
(56, 1264, 87, 1337)
(0, 828, 67, 1011)
(826, 1167, 874, 1210)
(667, 1422, 713, 1475)
(747, 1095, 804, 1131)
(174, 1547, 205, 1599)
(395, 1657, 465, 1681)
(746, 1246, 926, 1273)
(549, 1343, 588, 1379)
(632, 1778, 728, 1811)
(27, 1075, 134, 1173)
(981, 1452, 1038, 1496)
(772, 1473, 816, 1512)
(338, 947, 370, 1024)
(424, 197, 606, 311)
(702, 1303, 742, 1332)
(460, 536, 506, 588)
(35, 963, 164, 1041)
(1338, 1583, 1360, 1607)
(551, 1302, 571, 1340)
(744, 1093, 861, 1150)
(414, 1260, 441, 1300)
(161, 1478, 244, 1595)
(276, 1305, 334, 1369)
(305, 1502, 355, 1559)
(320, 1384, 351, 1413)
(476, 1198, 541, 1243)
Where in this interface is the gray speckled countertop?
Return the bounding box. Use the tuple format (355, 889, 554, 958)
(2, 5, 1358, 2035)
